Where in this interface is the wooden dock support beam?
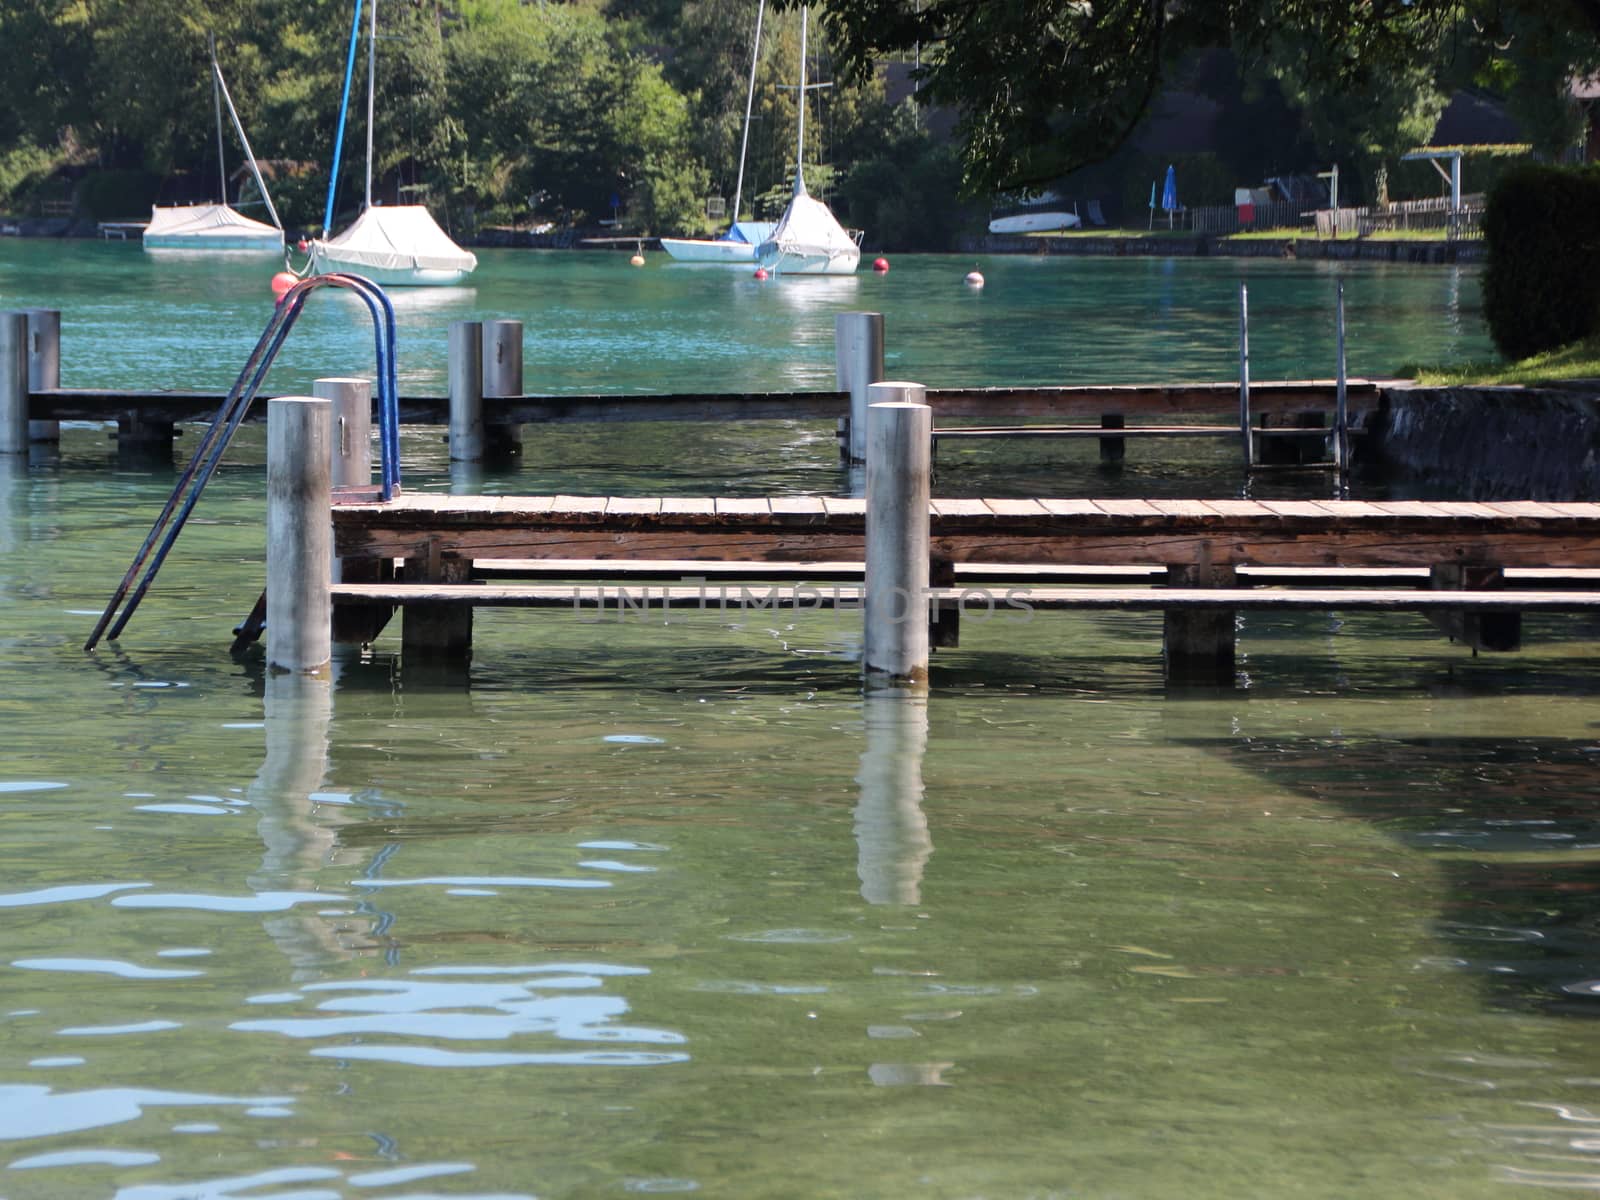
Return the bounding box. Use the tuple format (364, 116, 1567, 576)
(481, 318, 523, 461)
(26, 309, 60, 444)
(864, 381, 931, 688)
(401, 544, 473, 661)
(0, 312, 25, 455)
(1428, 563, 1520, 651)
(836, 312, 885, 464)
(266, 396, 332, 674)
(1162, 561, 1238, 686)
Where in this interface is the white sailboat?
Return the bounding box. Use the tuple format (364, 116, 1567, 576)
(306, 0, 476, 287)
(660, 0, 776, 264)
(144, 41, 284, 254)
(755, 5, 860, 277)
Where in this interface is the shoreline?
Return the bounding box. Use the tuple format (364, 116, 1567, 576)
(2, 218, 1485, 264)
(962, 232, 1484, 264)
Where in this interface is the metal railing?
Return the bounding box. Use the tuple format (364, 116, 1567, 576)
(84, 273, 401, 650)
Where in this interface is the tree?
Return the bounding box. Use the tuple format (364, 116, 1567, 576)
(792, 0, 1600, 195)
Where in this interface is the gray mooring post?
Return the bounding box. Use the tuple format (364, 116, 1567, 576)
(481, 318, 523, 460)
(447, 320, 484, 462)
(1334, 280, 1349, 493)
(26, 309, 60, 444)
(313, 377, 371, 489)
(266, 396, 332, 674)
(0, 312, 26, 455)
(836, 312, 885, 464)
(1238, 283, 1253, 468)
(863, 382, 931, 688)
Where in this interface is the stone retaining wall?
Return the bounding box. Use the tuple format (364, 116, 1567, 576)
(1364, 385, 1600, 500)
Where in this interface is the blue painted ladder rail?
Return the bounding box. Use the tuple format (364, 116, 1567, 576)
(83, 273, 401, 651)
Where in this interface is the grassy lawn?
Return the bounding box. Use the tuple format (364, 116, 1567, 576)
(1402, 335, 1600, 387)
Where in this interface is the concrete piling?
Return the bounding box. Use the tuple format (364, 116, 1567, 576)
(863, 381, 931, 688)
(481, 318, 523, 461)
(26, 309, 60, 444)
(447, 320, 484, 463)
(835, 312, 885, 464)
(266, 396, 332, 674)
(0, 312, 25, 455)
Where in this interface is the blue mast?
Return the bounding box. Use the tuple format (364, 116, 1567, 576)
(322, 0, 365, 238)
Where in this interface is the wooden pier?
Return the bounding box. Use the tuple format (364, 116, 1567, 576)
(319, 490, 1600, 683)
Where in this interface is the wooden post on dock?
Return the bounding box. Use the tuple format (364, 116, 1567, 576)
(25, 309, 60, 444)
(481, 318, 524, 461)
(266, 396, 332, 674)
(864, 382, 931, 688)
(836, 312, 885, 464)
(447, 320, 484, 462)
(0, 312, 24, 455)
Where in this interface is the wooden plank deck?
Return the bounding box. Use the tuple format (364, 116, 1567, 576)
(332, 494, 1600, 570)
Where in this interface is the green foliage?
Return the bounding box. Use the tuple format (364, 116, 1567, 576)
(1481, 164, 1600, 361)
(798, 0, 1600, 195)
(0, 142, 65, 213)
(76, 168, 161, 219)
(837, 105, 976, 251)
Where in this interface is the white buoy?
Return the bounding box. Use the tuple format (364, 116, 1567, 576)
(630, 253, 645, 267)
(964, 271, 984, 288)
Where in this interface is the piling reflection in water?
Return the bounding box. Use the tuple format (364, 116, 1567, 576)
(854, 690, 933, 906)
(246, 671, 367, 974)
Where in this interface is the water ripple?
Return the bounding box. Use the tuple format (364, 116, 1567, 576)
(13, 957, 203, 980)
(112, 891, 336, 912)
(358, 876, 610, 891)
(0, 1084, 293, 1139)
(9, 1147, 161, 1169)
(0, 882, 149, 908)
(311, 1044, 689, 1068)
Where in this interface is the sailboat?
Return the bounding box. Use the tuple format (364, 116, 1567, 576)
(144, 40, 284, 254)
(306, 0, 476, 287)
(755, 5, 861, 277)
(660, 0, 777, 264)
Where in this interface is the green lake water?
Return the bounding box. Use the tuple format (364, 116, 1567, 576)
(6, 242, 1600, 1199)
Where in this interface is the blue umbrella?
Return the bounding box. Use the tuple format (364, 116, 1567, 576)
(1160, 164, 1178, 228)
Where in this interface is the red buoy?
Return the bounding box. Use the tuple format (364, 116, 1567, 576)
(872, 257, 889, 273)
(753, 267, 769, 280)
(270, 271, 298, 300)
(296, 237, 309, 253)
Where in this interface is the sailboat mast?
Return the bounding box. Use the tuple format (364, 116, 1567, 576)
(364, 0, 377, 210)
(731, 0, 764, 225)
(794, 5, 807, 197)
(210, 35, 227, 204)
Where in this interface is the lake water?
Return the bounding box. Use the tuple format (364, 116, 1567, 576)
(7, 242, 1600, 1199)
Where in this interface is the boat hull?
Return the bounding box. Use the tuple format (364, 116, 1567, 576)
(307, 249, 473, 288)
(987, 211, 1082, 234)
(660, 237, 757, 264)
(755, 247, 860, 276)
(144, 234, 284, 253)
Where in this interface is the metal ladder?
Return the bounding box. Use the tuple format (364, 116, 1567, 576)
(1238, 279, 1352, 495)
(84, 273, 402, 651)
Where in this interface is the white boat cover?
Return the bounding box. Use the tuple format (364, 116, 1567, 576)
(757, 192, 858, 272)
(312, 206, 477, 275)
(144, 203, 282, 246)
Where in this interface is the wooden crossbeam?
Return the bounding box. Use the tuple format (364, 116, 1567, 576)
(331, 582, 1600, 612)
(332, 495, 1600, 570)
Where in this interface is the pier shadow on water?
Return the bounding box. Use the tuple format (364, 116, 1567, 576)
(1186, 733, 1600, 1018)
